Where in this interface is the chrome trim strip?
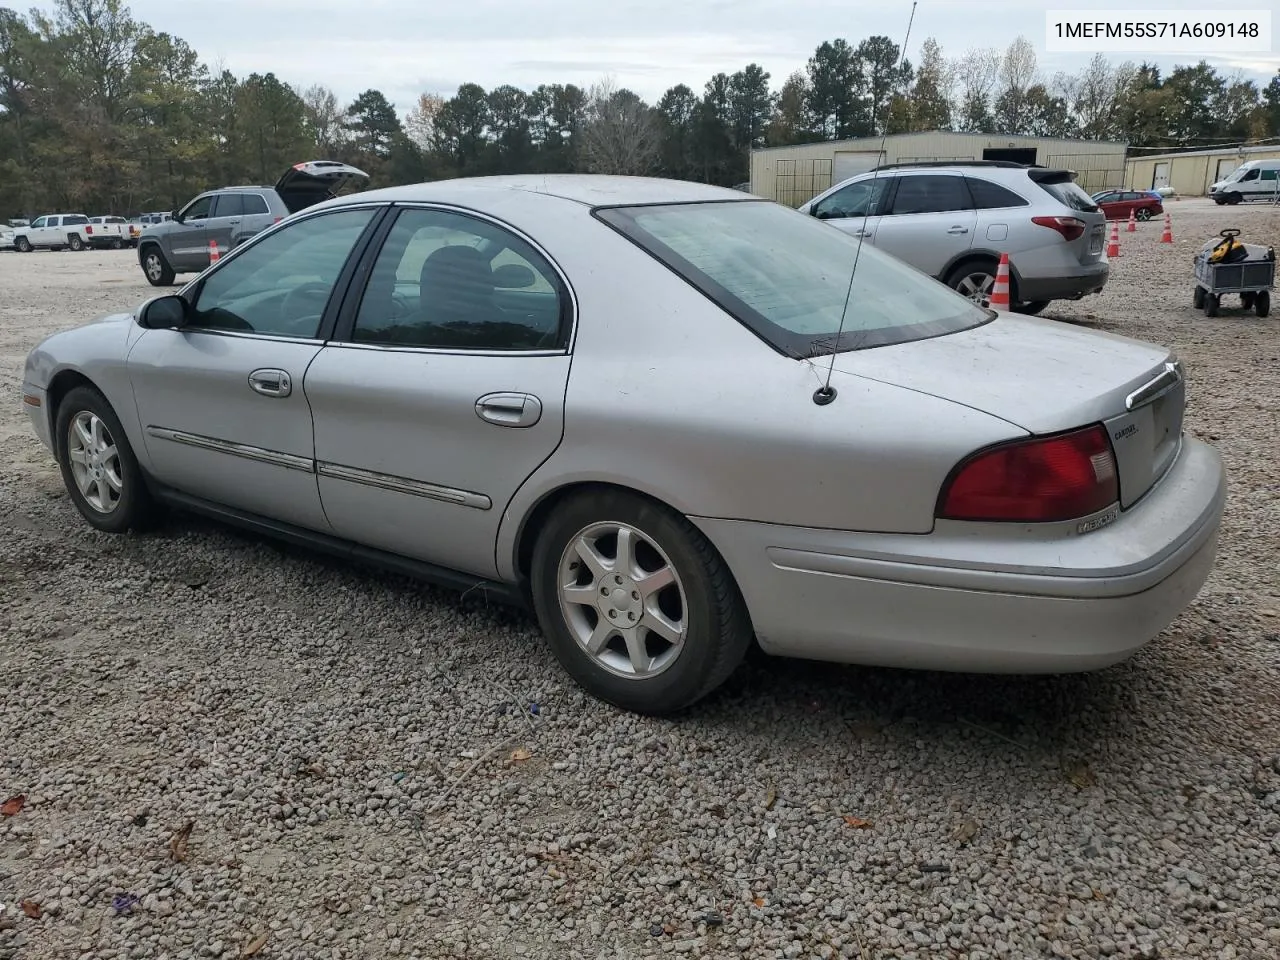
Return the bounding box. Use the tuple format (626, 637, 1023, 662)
(145, 426, 315, 473)
(316, 461, 491, 510)
(1125, 360, 1182, 411)
(327, 341, 567, 358)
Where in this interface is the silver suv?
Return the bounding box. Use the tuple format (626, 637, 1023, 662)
(137, 160, 368, 286)
(797, 161, 1109, 315)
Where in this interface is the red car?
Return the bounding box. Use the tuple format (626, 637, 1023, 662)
(1092, 189, 1164, 221)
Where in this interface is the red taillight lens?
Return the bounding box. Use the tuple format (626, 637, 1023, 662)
(85, 225, 93, 234)
(273, 217, 282, 224)
(1031, 215, 1086, 242)
(938, 425, 1118, 522)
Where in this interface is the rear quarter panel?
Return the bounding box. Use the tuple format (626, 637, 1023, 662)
(482, 197, 1028, 579)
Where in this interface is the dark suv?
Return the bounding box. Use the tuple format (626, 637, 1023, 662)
(137, 160, 369, 286)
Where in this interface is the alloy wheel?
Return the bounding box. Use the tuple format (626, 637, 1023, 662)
(67, 411, 123, 514)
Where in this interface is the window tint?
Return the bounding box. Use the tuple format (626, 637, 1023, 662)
(596, 200, 990, 357)
(241, 193, 270, 215)
(211, 193, 244, 218)
(1261, 169, 1278, 182)
(966, 178, 1029, 208)
(1036, 178, 1098, 212)
(1240, 169, 1258, 181)
(887, 175, 972, 215)
(351, 208, 566, 351)
(182, 195, 213, 219)
(812, 178, 892, 219)
(31, 217, 47, 228)
(65, 215, 89, 225)
(190, 208, 376, 338)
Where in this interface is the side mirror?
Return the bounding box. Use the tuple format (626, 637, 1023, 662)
(492, 263, 536, 289)
(138, 294, 190, 330)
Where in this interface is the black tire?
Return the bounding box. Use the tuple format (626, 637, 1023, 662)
(1012, 300, 1049, 316)
(529, 489, 753, 716)
(1225, 192, 1242, 206)
(111, 237, 123, 250)
(1256, 291, 1271, 317)
(54, 385, 158, 535)
(68, 233, 84, 251)
(1193, 286, 1205, 309)
(1204, 293, 1220, 317)
(1136, 207, 1153, 221)
(944, 260, 999, 308)
(140, 245, 176, 286)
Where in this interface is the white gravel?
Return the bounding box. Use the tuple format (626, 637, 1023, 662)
(2, 199, 1280, 960)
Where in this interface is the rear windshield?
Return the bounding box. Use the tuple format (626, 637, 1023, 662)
(594, 199, 991, 357)
(1037, 178, 1098, 212)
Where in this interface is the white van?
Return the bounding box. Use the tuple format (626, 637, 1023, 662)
(1209, 159, 1280, 205)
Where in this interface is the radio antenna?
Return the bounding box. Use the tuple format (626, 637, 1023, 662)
(813, 0, 918, 406)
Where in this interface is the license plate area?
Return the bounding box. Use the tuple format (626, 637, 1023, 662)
(1105, 375, 1185, 508)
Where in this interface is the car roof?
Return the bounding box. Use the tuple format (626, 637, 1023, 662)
(321, 174, 753, 210)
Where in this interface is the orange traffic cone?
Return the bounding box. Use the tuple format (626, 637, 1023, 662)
(1127, 208, 1136, 232)
(1106, 221, 1121, 258)
(208, 239, 220, 263)
(989, 253, 1011, 312)
(1159, 213, 1173, 244)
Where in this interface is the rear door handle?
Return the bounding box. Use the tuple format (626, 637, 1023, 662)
(248, 369, 291, 397)
(852, 229, 874, 238)
(947, 226, 970, 234)
(476, 392, 542, 428)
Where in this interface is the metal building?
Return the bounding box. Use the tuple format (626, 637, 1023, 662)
(749, 131, 1129, 207)
(1124, 144, 1280, 197)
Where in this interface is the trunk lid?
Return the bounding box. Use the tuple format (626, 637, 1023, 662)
(1030, 169, 1107, 265)
(828, 315, 1186, 509)
(275, 160, 370, 213)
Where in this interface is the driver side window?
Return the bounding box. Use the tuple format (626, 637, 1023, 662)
(812, 178, 891, 220)
(190, 208, 376, 338)
(182, 195, 214, 220)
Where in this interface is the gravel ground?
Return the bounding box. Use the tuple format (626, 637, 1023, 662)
(2, 199, 1279, 960)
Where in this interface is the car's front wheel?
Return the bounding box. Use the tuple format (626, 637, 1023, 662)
(530, 489, 753, 715)
(55, 386, 157, 534)
(140, 246, 176, 286)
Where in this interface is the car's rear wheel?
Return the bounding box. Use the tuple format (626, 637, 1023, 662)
(1136, 208, 1153, 221)
(68, 233, 84, 251)
(530, 489, 753, 715)
(140, 246, 175, 286)
(55, 386, 157, 534)
(111, 237, 123, 250)
(945, 261, 996, 308)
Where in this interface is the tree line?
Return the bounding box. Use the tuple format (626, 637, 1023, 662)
(3, 0, 1280, 218)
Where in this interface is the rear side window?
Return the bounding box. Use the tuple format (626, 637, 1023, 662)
(1036, 178, 1098, 212)
(1261, 169, 1278, 182)
(212, 193, 245, 218)
(242, 193, 271, 215)
(966, 178, 1029, 209)
(888, 174, 972, 215)
(65, 215, 89, 225)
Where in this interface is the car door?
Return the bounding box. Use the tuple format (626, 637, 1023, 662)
(27, 216, 49, 246)
(169, 193, 215, 270)
(236, 191, 276, 242)
(807, 176, 893, 243)
(869, 173, 977, 278)
(304, 204, 573, 579)
(125, 205, 382, 530)
(205, 192, 242, 256)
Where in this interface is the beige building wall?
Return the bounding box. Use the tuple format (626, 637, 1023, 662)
(1125, 147, 1280, 196)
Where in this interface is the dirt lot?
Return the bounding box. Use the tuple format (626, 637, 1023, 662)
(2, 199, 1279, 960)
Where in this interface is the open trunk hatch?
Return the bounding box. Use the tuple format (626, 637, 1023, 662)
(829, 316, 1186, 509)
(275, 160, 369, 214)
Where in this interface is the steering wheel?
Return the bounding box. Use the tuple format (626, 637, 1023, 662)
(279, 282, 331, 332)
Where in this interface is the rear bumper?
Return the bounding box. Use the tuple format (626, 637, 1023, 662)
(1016, 261, 1109, 302)
(692, 436, 1225, 673)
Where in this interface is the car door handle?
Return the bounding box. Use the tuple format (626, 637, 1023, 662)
(852, 229, 874, 238)
(248, 369, 292, 397)
(476, 392, 542, 428)
(947, 226, 970, 234)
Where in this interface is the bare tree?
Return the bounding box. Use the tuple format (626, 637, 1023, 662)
(993, 36, 1039, 133)
(404, 91, 445, 153)
(1055, 54, 1136, 140)
(297, 83, 345, 154)
(579, 75, 660, 176)
(953, 46, 1000, 130)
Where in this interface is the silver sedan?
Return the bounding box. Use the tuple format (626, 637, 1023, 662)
(20, 175, 1227, 715)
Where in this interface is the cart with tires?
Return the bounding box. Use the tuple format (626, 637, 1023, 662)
(1192, 229, 1274, 317)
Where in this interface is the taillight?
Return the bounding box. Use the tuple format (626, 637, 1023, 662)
(273, 217, 282, 224)
(937, 424, 1118, 523)
(1031, 215, 1085, 242)
(85, 225, 93, 234)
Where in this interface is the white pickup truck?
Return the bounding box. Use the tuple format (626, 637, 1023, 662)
(11, 214, 93, 252)
(87, 216, 132, 249)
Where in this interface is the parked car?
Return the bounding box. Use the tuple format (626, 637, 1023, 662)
(139, 212, 173, 226)
(1091, 190, 1163, 221)
(21, 174, 1226, 716)
(136, 160, 369, 286)
(87, 216, 131, 250)
(0, 224, 14, 251)
(1209, 159, 1280, 205)
(11, 213, 93, 252)
(125, 218, 143, 246)
(798, 161, 1108, 316)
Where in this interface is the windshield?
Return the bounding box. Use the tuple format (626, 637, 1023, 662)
(1223, 166, 1247, 182)
(593, 200, 991, 357)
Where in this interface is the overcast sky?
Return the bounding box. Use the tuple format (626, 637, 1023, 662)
(18, 0, 1280, 115)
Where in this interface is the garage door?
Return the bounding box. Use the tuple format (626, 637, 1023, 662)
(1152, 162, 1170, 190)
(832, 151, 885, 184)
(1216, 158, 1238, 182)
